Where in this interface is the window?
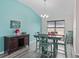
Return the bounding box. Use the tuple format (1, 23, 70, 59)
(47, 20, 64, 35)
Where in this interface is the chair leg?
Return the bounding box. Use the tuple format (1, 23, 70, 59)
(39, 43, 40, 51)
(64, 44, 67, 58)
(51, 45, 52, 56)
(56, 40, 58, 56)
(36, 40, 37, 50)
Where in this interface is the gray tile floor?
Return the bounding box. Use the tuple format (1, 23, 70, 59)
(1, 40, 78, 58)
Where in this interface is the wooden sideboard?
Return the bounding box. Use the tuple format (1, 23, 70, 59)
(4, 34, 29, 54)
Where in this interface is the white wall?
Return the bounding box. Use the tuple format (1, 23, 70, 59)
(42, 0, 74, 34)
(42, 15, 74, 33)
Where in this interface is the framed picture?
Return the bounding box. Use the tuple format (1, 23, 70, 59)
(10, 20, 21, 28)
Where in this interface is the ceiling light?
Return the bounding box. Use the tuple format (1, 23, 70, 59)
(41, 0, 49, 18)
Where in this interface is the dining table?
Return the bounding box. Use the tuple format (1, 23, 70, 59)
(48, 35, 63, 57)
(34, 34, 63, 58)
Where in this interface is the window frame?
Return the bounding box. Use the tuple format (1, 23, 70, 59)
(47, 20, 65, 35)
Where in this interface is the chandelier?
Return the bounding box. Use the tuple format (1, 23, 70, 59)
(41, 0, 49, 18)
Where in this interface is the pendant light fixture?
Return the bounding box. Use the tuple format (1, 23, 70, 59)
(41, 0, 49, 18)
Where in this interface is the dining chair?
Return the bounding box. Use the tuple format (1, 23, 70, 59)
(33, 32, 40, 51)
(38, 34, 53, 58)
(34, 33, 53, 53)
(66, 31, 73, 57)
(57, 31, 73, 58)
(57, 35, 67, 57)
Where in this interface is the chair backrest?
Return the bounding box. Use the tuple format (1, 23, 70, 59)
(38, 34, 48, 44)
(68, 31, 73, 44)
(66, 31, 73, 44)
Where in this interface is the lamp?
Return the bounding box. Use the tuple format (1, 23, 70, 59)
(41, 0, 49, 18)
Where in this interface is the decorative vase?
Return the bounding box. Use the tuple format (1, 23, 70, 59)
(15, 28, 20, 36)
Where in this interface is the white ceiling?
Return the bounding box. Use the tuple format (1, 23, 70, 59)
(18, 0, 74, 18)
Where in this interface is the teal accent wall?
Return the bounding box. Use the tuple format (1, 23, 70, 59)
(0, 0, 41, 53)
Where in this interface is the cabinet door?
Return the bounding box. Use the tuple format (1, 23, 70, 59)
(24, 36, 29, 46)
(24, 37, 28, 45)
(8, 38, 18, 54)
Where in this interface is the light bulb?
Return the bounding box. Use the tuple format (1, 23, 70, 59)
(46, 15, 49, 18)
(41, 14, 49, 18)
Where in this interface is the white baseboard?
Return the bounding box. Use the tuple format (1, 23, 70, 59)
(0, 51, 4, 54)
